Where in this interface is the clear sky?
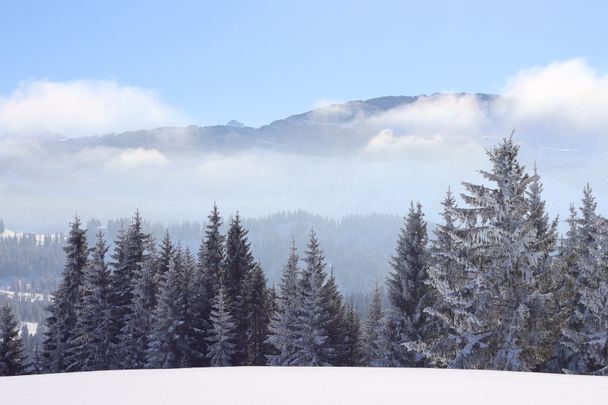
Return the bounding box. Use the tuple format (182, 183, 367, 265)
(1, 0, 607, 127)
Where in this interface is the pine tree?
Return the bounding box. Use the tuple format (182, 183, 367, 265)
(342, 303, 363, 366)
(206, 287, 236, 367)
(111, 212, 150, 368)
(222, 213, 255, 365)
(121, 237, 158, 369)
(447, 136, 549, 371)
(267, 240, 301, 365)
(385, 202, 432, 367)
(322, 269, 347, 365)
(42, 215, 88, 373)
(0, 304, 26, 376)
(156, 230, 174, 282)
(362, 284, 387, 366)
(243, 262, 271, 365)
(148, 248, 188, 368)
(561, 184, 608, 374)
(291, 230, 331, 366)
(68, 231, 113, 372)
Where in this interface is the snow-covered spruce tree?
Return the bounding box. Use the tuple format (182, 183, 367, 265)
(121, 237, 158, 369)
(385, 201, 433, 367)
(0, 304, 26, 376)
(342, 303, 363, 366)
(267, 240, 301, 365)
(156, 230, 174, 281)
(222, 213, 255, 365)
(190, 204, 226, 366)
(110, 212, 151, 368)
(148, 248, 187, 368)
(362, 284, 387, 366)
(322, 269, 348, 365)
(448, 137, 552, 371)
(291, 230, 332, 366)
(560, 184, 608, 374)
(243, 262, 272, 365)
(206, 286, 237, 367)
(422, 189, 475, 367)
(68, 231, 113, 372)
(42, 215, 88, 373)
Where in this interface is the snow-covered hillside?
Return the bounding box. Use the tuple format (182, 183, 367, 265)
(1, 367, 607, 405)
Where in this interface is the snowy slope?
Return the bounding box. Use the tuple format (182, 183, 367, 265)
(1, 367, 607, 405)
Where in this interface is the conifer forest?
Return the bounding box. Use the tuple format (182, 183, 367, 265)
(3, 137, 608, 377)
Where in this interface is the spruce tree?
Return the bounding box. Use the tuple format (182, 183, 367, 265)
(267, 240, 301, 365)
(243, 262, 271, 365)
(110, 212, 150, 368)
(206, 286, 236, 367)
(561, 184, 608, 374)
(447, 137, 549, 370)
(385, 202, 432, 367)
(322, 269, 347, 365)
(342, 303, 363, 366)
(222, 213, 255, 365)
(42, 215, 88, 373)
(291, 230, 331, 366)
(121, 237, 158, 369)
(148, 248, 187, 368)
(68, 231, 113, 372)
(0, 304, 25, 376)
(362, 284, 387, 366)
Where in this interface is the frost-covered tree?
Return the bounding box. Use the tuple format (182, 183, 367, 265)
(386, 202, 432, 367)
(110, 212, 150, 368)
(42, 215, 88, 373)
(322, 269, 347, 365)
(148, 248, 187, 368)
(342, 303, 363, 366)
(291, 230, 331, 366)
(0, 304, 25, 376)
(447, 137, 550, 370)
(223, 214, 255, 365)
(362, 284, 386, 366)
(206, 287, 236, 367)
(68, 231, 113, 372)
(121, 237, 158, 369)
(267, 241, 301, 365)
(243, 262, 271, 365)
(560, 184, 608, 374)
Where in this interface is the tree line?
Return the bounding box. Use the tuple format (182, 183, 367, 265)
(1, 136, 608, 375)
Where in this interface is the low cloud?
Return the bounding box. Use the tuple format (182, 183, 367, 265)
(0, 80, 190, 138)
(107, 148, 169, 169)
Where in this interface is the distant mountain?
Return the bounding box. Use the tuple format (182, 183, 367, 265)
(51, 93, 496, 155)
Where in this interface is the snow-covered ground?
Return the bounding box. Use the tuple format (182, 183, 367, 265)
(1, 367, 607, 404)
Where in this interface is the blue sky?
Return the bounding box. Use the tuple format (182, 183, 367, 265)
(2, 0, 607, 127)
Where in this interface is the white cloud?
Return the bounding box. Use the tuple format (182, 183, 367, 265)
(107, 148, 168, 169)
(0, 80, 190, 137)
(366, 93, 489, 138)
(499, 59, 608, 136)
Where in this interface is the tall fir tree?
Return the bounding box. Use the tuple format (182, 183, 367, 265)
(0, 304, 26, 376)
(267, 240, 301, 365)
(243, 262, 272, 365)
(362, 284, 387, 366)
(222, 214, 255, 365)
(447, 136, 550, 370)
(42, 215, 88, 373)
(342, 303, 363, 366)
(121, 237, 158, 369)
(68, 231, 113, 372)
(111, 212, 150, 368)
(291, 230, 331, 366)
(560, 184, 608, 374)
(322, 269, 348, 365)
(148, 247, 188, 368)
(386, 202, 432, 367)
(206, 286, 236, 367)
